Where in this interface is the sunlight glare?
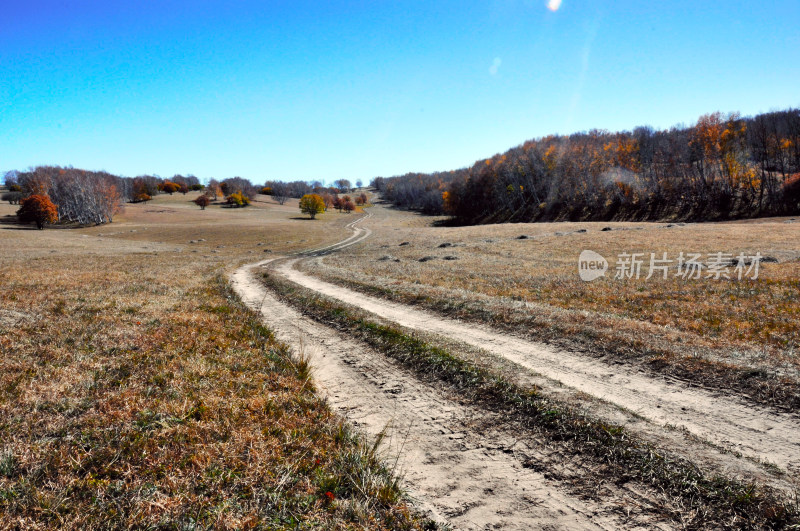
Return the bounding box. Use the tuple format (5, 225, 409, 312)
(547, 0, 562, 12)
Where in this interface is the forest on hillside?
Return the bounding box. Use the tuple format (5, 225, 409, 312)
(373, 109, 800, 224)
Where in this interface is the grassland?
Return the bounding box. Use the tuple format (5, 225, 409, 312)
(0, 192, 426, 529)
(261, 269, 799, 528)
(303, 202, 800, 409)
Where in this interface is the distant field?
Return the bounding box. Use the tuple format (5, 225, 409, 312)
(0, 193, 423, 529)
(303, 202, 800, 407)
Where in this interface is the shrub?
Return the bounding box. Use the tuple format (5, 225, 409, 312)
(260, 187, 273, 195)
(226, 191, 250, 208)
(17, 194, 58, 229)
(132, 192, 152, 203)
(194, 194, 212, 210)
(299, 194, 326, 219)
(159, 181, 180, 194)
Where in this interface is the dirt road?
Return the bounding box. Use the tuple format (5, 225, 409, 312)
(232, 259, 649, 529)
(276, 257, 800, 475)
(231, 209, 800, 528)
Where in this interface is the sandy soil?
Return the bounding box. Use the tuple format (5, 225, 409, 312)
(232, 258, 671, 530)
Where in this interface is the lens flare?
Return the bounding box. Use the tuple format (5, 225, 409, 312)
(547, 0, 562, 11)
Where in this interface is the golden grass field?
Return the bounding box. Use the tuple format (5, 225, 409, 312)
(0, 192, 424, 529)
(305, 202, 800, 405)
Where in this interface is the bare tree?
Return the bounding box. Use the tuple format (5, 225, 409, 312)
(334, 179, 352, 193)
(272, 183, 290, 205)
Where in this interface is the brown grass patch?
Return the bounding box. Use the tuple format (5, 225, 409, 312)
(0, 196, 426, 529)
(304, 204, 800, 408)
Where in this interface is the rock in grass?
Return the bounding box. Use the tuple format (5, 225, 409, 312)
(601, 227, 613, 231)
(399, 241, 410, 246)
(442, 256, 459, 260)
(438, 242, 454, 248)
(575, 229, 587, 233)
(516, 235, 529, 240)
(418, 256, 436, 262)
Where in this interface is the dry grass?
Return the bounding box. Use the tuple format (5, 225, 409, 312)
(0, 194, 426, 529)
(261, 270, 800, 529)
(304, 203, 800, 406)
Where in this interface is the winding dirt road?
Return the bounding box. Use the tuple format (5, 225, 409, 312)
(231, 209, 800, 528)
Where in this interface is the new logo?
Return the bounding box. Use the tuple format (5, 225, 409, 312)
(578, 250, 608, 281)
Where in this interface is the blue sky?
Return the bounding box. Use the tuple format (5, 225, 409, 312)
(1, 0, 798, 183)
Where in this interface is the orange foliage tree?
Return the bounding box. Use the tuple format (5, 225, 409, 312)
(159, 181, 180, 194)
(17, 195, 58, 229)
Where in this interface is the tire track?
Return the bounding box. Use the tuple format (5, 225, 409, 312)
(232, 259, 648, 530)
(276, 257, 800, 478)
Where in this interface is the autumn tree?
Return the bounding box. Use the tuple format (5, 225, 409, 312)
(194, 194, 211, 210)
(221, 177, 257, 199)
(18, 167, 122, 225)
(131, 176, 160, 199)
(131, 177, 152, 202)
(321, 192, 336, 209)
(226, 191, 250, 207)
(207, 179, 223, 199)
(299, 194, 325, 219)
(159, 181, 180, 194)
(342, 199, 355, 213)
(17, 194, 58, 229)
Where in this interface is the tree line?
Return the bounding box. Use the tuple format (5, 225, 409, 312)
(372, 109, 800, 224)
(2, 166, 367, 228)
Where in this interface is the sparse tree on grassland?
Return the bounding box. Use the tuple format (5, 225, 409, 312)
(321, 192, 335, 209)
(194, 194, 211, 210)
(272, 183, 290, 205)
(299, 194, 325, 219)
(159, 181, 180, 194)
(226, 191, 250, 207)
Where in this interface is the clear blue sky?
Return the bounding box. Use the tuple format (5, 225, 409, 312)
(2, 0, 798, 183)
